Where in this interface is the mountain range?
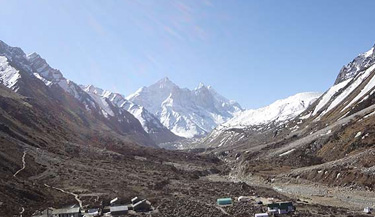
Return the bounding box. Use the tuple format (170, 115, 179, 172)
(0, 40, 247, 146)
(1, 39, 375, 216)
(127, 77, 243, 138)
(0, 40, 158, 147)
(80, 84, 180, 144)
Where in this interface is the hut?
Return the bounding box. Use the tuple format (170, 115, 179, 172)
(267, 203, 279, 213)
(133, 199, 152, 212)
(110, 197, 119, 206)
(254, 213, 269, 217)
(110, 205, 128, 216)
(31, 208, 53, 217)
(51, 207, 81, 217)
(217, 198, 233, 206)
(267, 202, 294, 214)
(238, 196, 251, 202)
(86, 208, 100, 216)
(278, 202, 294, 214)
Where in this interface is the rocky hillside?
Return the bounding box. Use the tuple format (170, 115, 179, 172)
(127, 77, 243, 138)
(28, 51, 181, 144)
(212, 43, 375, 191)
(0, 40, 155, 147)
(335, 45, 375, 84)
(201, 92, 321, 149)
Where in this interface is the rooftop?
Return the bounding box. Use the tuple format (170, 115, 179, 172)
(51, 207, 80, 214)
(110, 205, 128, 212)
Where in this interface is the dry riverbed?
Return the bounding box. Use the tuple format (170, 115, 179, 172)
(204, 174, 374, 216)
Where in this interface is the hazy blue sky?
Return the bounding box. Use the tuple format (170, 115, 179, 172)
(1, 0, 375, 108)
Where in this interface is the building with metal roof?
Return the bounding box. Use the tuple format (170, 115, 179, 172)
(51, 207, 81, 217)
(110, 205, 128, 216)
(217, 198, 233, 206)
(133, 199, 152, 212)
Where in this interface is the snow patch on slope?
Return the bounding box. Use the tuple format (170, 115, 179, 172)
(0, 56, 21, 90)
(343, 64, 375, 110)
(82, 85, 166, 133)
(312, 43, 375, 118)
(27, 52, 82, 99)
(313, 79, 352, 116)
(84, 88, 115, 118)
(221, 92, 321, 129)
(327, 64, 375, 113)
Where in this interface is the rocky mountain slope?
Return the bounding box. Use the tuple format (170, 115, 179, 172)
(335, 45, 375, 84)
(81, 85, 181, 144)
(127, 77, 243, 138)
(210, 43, 375, 192)
(0, 40, 155, 147)
(26, 51, 174, 145)
(201, 92, 321, 148)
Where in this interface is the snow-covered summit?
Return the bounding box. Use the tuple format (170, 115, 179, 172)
(219, 92, 321, 129)
(126, 77, 179, 114)
(127, 78, 243, 138)
(82, 84, 180, 143)
(155, 77, 178, 89)
(82, 84, 160, 130)
(335, 43, 375, 84)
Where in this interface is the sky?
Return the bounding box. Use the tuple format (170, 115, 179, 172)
(1, 0, 375, 109)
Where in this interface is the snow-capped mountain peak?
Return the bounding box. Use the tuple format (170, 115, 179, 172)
(82, 84, 180, 143)
(127, 78, 243, 138)
(220, 92, 321, 129)
(196, 82, 207, 90)
(154, 77, 178, 89)
(335, 43, 375, 84)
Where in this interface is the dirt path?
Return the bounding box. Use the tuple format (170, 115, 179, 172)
(44, 184, 83, 209)
(13, 151, 26, 177)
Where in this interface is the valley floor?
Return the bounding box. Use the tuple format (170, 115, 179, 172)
(206, 174, 375, 216)
(0, 133, 373, 217)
